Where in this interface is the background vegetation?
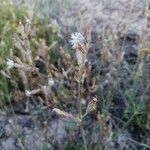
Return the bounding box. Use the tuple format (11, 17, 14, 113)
(0, 0, 149, 149)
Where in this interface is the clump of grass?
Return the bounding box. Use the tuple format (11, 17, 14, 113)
(0, 2, 60, 109)
(0, 0, 27, 107)
(0, 0, 27, 58)
(94, 29, 150, 148)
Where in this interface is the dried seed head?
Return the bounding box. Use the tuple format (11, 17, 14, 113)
(53, 108, 74, 119)
(86, 97, 98, 114)
(76, 49, 88, 66)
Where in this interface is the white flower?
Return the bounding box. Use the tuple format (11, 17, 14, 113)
(6, 59, 14, 69)
(70, 32, 85, 49)
(25, 90, 32, 97)
(81, 99, 86, 105)
(26, 19, 30, 24)
(48, 79, 54, 86)
(25, 89, 41, 97)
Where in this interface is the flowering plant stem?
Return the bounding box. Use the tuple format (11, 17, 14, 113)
(78, 66, 82, 119)
(78, 66, 88, 150)
(81, 126, 88, 150)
